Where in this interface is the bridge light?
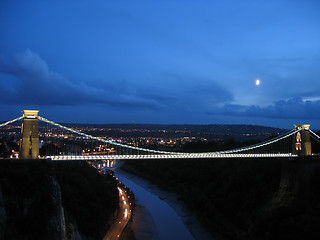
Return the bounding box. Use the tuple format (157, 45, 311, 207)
(296, 143, 301, 151)
(296, 132, 301, 142)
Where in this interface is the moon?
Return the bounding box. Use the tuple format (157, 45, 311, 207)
(255, 79, 260, 86)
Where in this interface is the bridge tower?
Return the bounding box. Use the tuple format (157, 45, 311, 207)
(292, 124, 311, 156)
(280, 124, 313, 195)
(20, 110, 39, 159)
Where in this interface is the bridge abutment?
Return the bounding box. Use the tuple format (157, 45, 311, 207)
(19, 110, 39, 159)
(280, 156, 320, 198)
(279, 125, 315, 194)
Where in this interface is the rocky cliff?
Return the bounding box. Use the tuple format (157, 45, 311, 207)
(0, 159, 118, 240)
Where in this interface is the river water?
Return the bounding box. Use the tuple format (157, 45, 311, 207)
(114, 170, 195, 240)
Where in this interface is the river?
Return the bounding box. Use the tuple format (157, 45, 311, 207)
(99, 160, 213, 239)
(115, 170, 195, 240)
(104, 159, 214, 240)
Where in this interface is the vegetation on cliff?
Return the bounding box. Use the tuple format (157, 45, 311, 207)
(54, 161, 119, 239)
(0, 160, 55, 239)
(122, 158, 320, 239)
(0, 160, 118, 240)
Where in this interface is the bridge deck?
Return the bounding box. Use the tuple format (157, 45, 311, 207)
(48, 153, 295, 161)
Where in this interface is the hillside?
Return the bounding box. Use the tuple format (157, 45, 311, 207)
(58, 123, 288, 141)
(122, 157, 320, 240)
(0, 160, 118, 240)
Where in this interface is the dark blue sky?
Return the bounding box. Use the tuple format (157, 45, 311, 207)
(1, 0, 320, 128)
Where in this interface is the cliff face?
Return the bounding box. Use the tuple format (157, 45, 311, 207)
(47, 175, 96, 240)
(0, 185, 7, 239)
(53, 161, 119, 240)
(0, 160, 118, 240)
(47, 175, 90, 240)
(46, 176, 67, 240)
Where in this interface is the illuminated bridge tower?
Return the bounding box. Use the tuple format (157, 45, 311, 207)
(293, 124, 312, 156)
(281, 124, 313, 194)
(20, 110, 39, 159)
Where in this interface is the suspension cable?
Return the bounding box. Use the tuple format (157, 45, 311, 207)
(310, 134, 320, 144)
(310, 129, 320, 140)
(310, 130, 320, 144)
(38, 116, 183, 155)
(38, 115, 301, 156)
(212, 128, 301, 154)
(0, 116, 23, 128)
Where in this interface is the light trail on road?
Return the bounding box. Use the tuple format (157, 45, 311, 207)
(103, 186, 132, 240)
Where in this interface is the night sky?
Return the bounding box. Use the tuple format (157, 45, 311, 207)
(1, 0, 320, 129)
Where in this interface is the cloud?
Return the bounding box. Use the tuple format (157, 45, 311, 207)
(258, 57, 306, 63)
(188, 80, 233, 103)
(152, 71, 234, 111)
(206, 97, 320, 119)
(0, 49, 166, 109)
(0, 50, 235, 116)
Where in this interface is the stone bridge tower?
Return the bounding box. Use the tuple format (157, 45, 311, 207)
(280, 124, 313, 194)
(20, 110, 39, 159)
(292, 124, 312, 156)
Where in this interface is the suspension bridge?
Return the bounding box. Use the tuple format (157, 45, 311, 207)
(1, 110, 320, 161)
